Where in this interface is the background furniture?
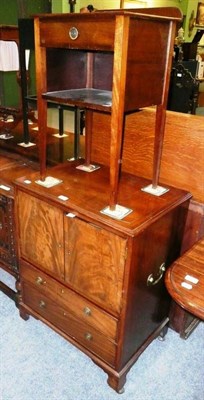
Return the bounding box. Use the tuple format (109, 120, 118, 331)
(0, 151, 37, 300)
(165, 238, 204, 321)
(167, 62, 199, 114)
(0, 25, 21, 135)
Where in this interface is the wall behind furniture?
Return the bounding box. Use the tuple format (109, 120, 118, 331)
(0, 0, 51, 107)
(0, 0, 18, 106)
(52, 0, 198, 39)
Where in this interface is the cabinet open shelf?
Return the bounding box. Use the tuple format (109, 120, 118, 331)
(42, 89, 112, 112)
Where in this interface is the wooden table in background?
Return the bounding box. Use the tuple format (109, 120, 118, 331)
(165, 238, 204, 321)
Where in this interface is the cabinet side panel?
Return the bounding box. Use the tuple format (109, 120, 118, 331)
(17, 191, 64, 280)
(125, 19, 171, 110)
(119, 205, 188, 367)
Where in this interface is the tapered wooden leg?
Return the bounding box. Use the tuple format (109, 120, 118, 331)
(84, 109, 92, 166)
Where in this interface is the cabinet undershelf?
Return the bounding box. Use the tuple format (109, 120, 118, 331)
(42, 89, 112, 112)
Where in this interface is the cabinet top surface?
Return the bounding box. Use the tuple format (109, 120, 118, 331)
(34, 8, 182, 23)
(0, 152, 38, 197)
(14, 161, 191, 236)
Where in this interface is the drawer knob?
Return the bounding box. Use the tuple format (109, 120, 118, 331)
(36, 276, 46, 286)
(69, 27, 79, 40)
(83, 306, 92, 316)
(39, 300, 46, 309)
(85, 332, 92, 341)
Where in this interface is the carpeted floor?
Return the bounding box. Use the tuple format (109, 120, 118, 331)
(1, 269, 204, 400)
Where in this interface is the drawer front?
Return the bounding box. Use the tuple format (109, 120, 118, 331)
(39, 19, 115, 50)
(20, 262, 118, 340)
(22, 283, 116, 367)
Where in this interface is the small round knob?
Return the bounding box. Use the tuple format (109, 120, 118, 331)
(35, 276, 46, 285)
(69, 27, 79, 40)
(39, 300, 46, 309)
(84, 332, 92, 341)
(83, 306, 92, 316)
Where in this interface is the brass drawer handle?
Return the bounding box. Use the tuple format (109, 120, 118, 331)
(147, 263, 166, 286)
(35, 276, 46, 286)
(85, 332, 93, 341)
(39, 300, 46, 309)
(69, 27, 79, 41)
(83, 306, 92, 316)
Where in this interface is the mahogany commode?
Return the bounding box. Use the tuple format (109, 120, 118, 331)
(13, 8, 191, 393)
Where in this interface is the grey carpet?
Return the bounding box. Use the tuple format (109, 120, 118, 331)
(1, 269, 204, 400)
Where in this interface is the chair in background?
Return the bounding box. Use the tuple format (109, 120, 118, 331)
(167, 63, 199, 115)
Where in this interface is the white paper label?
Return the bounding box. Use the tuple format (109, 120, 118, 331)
(181, 282, 193, 290)
(185, 275, 199, 284)
(66, 213, 76, 218)
(58, 195, 69, 201)
(0, 184, 10, 191)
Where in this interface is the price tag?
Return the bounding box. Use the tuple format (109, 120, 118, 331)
(0, 184, 10, 191)
(185, 275, 199, 284)
(181, 282, 192, 290)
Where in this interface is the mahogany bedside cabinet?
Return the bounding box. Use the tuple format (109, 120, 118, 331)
(14, 8, 192, 393)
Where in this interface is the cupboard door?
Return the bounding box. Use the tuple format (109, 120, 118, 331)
(17, 192, 64, 280)
(64, 216, 127, 315)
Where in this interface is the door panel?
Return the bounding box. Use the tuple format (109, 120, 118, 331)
(64, 216, 127, 314)
(17, 191, 64, 280)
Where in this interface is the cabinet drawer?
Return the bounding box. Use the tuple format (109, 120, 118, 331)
(22, 283, 116, 367)
(39, 19, 115, 50)
(20, 262, 118, 340)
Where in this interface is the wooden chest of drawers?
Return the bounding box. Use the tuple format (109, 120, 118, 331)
(15, 163, 191, 392)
